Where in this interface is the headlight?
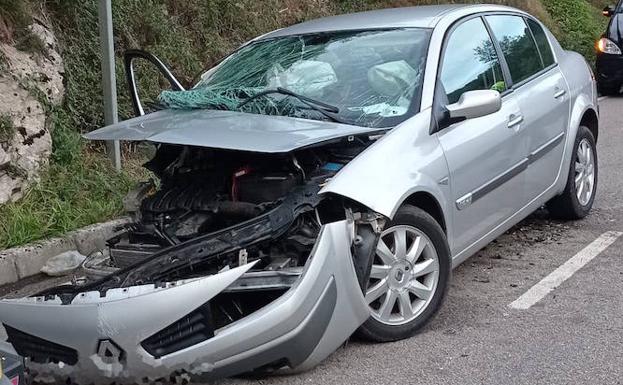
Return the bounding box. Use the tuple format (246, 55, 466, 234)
(596, 37, 622, 55)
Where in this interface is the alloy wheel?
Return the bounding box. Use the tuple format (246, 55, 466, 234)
(575, 138, 595, 206)
(365, 225, 440, 325)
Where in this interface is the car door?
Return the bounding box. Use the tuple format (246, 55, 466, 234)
(435, 16, 528, 254)
(485, 15, 570, 202)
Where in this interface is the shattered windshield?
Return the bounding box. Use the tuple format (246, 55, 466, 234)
(158, 28, 431, 128)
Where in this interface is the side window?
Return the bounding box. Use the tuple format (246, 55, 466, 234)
(526, 18, 555, 67)
(486, 15, 543, 83)
(440, 17, 507, 105)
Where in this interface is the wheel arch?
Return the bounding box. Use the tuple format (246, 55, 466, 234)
(402, 191, 447, 234)
(556, 95, 599, 195)
(580, 107, 599, 143)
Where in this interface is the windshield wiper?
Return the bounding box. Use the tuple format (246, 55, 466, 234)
(274, 87, 339, 112)
(237, 87, 349, 124)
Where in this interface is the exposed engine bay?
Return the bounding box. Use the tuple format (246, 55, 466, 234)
(84, 134, 380, 286)
(20, 133, 385, 361)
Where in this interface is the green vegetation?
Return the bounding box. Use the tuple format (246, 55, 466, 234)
(0, 114, 14, 143)
(0, 0, 613, 249)
(0, 0, 47, 57)
(542, 0, 609, 62)
(0, 108, 145, 249)
(0, 0, 32, 36)
(0, 151, 140, 249)
(44, 0, 336, 133)
(14, 28, 47, 56)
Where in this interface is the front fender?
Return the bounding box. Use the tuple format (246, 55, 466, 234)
(320, 109, 453, 244)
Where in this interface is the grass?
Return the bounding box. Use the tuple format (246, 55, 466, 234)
(0, 114, 14, 143)
(0, 107, 147, 250)
(14, 28, 48, 56)
(0, 152, 139, 249)
(0, 0, 32, 41)
(0, 49, 8, 71)
(0, 0, 612, 249)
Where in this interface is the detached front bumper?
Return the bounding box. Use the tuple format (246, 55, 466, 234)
(0, 220, 369, 384)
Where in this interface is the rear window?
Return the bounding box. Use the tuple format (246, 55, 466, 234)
(526, 18, 555, 67)
(486, 15, 543, 84)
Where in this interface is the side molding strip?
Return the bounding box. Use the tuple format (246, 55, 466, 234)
(456, 132, 565, 210)
(528, 132, 565, 163)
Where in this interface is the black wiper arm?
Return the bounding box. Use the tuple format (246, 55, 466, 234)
(237, 89, 281, 109)
(237, 87, 349, 124)
(237, 87, 339, 112)
(275, 87, 339, 113)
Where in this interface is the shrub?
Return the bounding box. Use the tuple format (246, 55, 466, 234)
(542, 0, 607, 62)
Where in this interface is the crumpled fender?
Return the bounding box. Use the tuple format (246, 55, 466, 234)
(320, 108, 452, 237)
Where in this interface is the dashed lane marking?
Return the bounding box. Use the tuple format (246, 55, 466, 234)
(509, 231, 623, 310)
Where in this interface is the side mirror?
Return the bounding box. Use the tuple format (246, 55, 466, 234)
(603, 6, 615, 17)
(446, 90, 501, 120)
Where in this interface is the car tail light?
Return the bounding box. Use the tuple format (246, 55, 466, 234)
(596, 37, 622, 54)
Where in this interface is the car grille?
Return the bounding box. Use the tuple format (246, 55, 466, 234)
(141, 303, 215, 358)
(3, 324, 78, 365)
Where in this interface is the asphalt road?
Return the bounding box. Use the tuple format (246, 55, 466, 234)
(2, 96, 622, 385)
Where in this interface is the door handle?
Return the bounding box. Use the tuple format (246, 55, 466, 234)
(554, 88, 566, 99)
(508, 114, 524, 128)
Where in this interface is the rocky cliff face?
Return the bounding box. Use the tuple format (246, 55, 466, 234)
(0, 20, 64, 204)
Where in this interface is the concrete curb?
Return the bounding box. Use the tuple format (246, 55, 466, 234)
(0, 217, 130, 285)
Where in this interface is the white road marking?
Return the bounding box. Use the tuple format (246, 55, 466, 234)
(598, 96, 608, 101)
(509, 231, 623, 310)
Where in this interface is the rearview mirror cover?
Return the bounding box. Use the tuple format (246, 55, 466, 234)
(446, 90, 502, 120)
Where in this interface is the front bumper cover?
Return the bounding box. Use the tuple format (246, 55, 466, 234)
(596, 52, 623, 82)
(0, 220, 370, 384)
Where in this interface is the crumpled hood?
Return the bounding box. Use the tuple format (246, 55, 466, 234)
(84, 109, 380, 153)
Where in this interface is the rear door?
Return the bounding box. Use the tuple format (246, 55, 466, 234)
(436, 16, 528, 254)
(485, 15, 570, 201)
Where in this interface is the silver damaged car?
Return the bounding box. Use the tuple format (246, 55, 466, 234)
(0, 4, 598, 384)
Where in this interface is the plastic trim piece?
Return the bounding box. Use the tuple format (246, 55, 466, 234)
(456, 132, 565, 209)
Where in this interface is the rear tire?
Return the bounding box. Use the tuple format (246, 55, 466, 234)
(547, 126, 597, 220)
(356, 205, 451, 342)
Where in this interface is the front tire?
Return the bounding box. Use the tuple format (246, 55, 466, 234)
(356, 205, 451, 342)
(547, 126, 598, 219)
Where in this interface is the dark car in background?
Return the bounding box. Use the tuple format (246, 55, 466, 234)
(1, 343, 25, 385)
(597, 0, 623, 94)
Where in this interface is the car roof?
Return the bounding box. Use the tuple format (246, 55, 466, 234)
(262, 4, 519, 38)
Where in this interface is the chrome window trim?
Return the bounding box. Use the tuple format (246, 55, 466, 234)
(431, 13, 512, 134)
(482, 13, 558, 90)
(510, 63, 559, 90)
